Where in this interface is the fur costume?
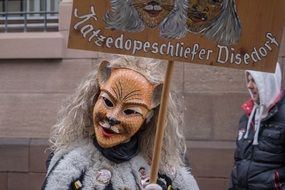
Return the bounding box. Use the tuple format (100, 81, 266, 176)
(42, 139, 198, 189)
(41, 56, 199, 190)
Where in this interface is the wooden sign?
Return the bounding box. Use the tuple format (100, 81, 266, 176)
(68, 0, 285, 72)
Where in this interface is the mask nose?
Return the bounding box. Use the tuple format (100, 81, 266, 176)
(108, 117, 120, 126)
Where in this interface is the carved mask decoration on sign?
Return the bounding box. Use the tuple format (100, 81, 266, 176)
(132, 0, 175, 28)
(93, 61, 162, 148)
(187, 0, 223, 33)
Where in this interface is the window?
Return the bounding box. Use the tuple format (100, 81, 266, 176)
(0, 0, 60, 32)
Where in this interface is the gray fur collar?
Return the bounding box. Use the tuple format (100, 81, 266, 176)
(43, 141, 199, 190)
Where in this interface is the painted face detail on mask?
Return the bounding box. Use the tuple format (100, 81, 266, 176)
(132, 0, 175, 28)
(187, 0, 223, 32)
(93, 68, 157, 148)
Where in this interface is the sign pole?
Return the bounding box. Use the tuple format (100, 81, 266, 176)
(150, 60, 174, 183)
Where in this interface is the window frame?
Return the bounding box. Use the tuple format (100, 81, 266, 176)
(0, 0, 60, 32)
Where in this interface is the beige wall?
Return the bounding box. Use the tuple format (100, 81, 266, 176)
(0, 0, 284, 189)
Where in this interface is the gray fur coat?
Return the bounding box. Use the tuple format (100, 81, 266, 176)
(42, 140, 199, 190)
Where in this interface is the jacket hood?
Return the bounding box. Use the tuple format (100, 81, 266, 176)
(245, 63, 282, 118)
(243, 63, 282, 145)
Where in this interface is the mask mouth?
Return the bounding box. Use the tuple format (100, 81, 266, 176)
(99, 120, 120, 137)
(144, 4, 162, 17)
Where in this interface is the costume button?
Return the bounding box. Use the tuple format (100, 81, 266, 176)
(95, 169, 112, 184)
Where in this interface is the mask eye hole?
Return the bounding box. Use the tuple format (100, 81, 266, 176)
(103, 97, 113, 107)
(100, 92, 114, 108)
(124, 107, 143, 116)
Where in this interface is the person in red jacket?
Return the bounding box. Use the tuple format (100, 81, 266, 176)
(230, 63, 285, 190)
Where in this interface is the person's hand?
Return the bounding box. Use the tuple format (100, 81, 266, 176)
(144, 183, 163, 190)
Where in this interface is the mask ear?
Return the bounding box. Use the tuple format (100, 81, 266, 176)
(97, 60, 111, 85)
(151, 83, 163, 108)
